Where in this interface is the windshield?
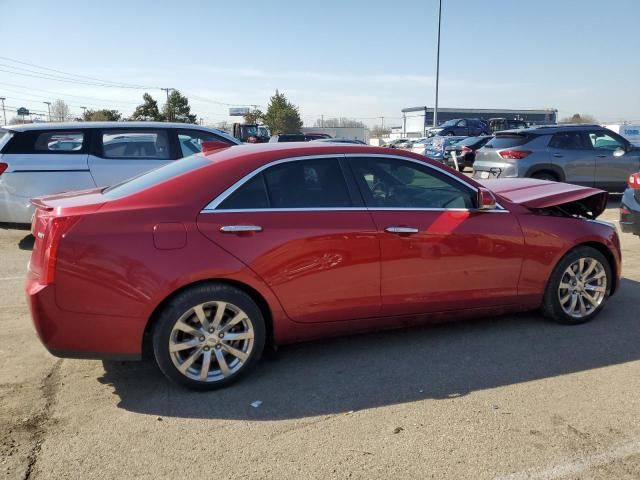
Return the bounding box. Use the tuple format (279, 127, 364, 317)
(102, 155, 210, 199)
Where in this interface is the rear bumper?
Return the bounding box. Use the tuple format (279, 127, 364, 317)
(620, 189, 640, 235)
(25, 272, 143, 360)
(472, 160, 519, 179)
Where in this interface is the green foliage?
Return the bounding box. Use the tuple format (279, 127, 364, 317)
(83, 109, 122, 121)
(243, 109, 264, 124)
(262, 90, 303, 135)
(163, 90, 197, 123)
(131, 93, 164, 121)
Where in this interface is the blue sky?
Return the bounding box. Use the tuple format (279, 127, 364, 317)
(1, 0, 638, 127)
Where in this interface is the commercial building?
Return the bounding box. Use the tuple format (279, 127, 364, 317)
(401, 106, 558, 137)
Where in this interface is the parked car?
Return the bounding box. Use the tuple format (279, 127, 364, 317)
(446, 135, 493, 172)
(27, 142, 620, 390)
(0, 122, 240, 223)
(620, 172, 640, 236)
(311, 137, 367, 144)
(427, 118, 489, 137)
(384, 138, 412, 149)
(488, 118, 528, 133)
(414, 136, 466, 163)
(473, 125, 640, 191)
(269, 133, 332, 142)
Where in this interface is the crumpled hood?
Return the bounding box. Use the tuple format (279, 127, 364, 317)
(478, 178, 608, 217)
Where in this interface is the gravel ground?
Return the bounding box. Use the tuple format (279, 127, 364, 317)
(1, 199, 639, 480)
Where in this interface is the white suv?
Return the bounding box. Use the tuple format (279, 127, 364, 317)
(0, 122, 240, 223)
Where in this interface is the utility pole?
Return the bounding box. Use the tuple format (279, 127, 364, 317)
(0, 97, 6, 126)
(199, 117, 203, 126)
(433, 0, 442, 128)
(43, 101, 51, 122)
(379, 116, 385, 130)
(161, 88, 173, 122)
(321, 114, 324, 128)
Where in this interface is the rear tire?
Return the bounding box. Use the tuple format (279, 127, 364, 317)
(531, 171, 559, 182)
(542, 246, 612, 325)
(152, 283, 266, 390)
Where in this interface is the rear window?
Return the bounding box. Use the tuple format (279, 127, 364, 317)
(102, 155, 209, 199)
(485, 134, 531, 149)
(35, 131, 84, 152)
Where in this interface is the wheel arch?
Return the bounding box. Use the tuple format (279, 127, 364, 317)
(142, 278, 275, 358)
(575, 241, 619, 294)
(524, 165, 565, 182)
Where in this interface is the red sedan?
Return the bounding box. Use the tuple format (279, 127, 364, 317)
(26, 143, 621, 389)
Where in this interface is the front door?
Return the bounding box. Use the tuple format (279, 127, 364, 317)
(197, 156, 381, 323)
(348, 155, 524, 316)
(586, 130, 640, 191)
(88, 128, 175, 187)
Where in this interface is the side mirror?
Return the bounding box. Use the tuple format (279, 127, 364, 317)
(613, 147, 626, 157)
(201, 141, 231, 155)
(477, 188, 497, 210)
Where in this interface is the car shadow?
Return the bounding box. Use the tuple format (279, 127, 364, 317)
(18, 234, 34, 251)
(99, 277, 640, 421)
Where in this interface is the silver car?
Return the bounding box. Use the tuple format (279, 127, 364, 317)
(0, 122, 240, 223)
(473, 125, 640, 191)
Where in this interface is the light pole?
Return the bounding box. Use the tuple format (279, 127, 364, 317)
(80, 106, 87, 118)
(433, 0, 442, 128)
(161, 88, 173, 122)
(43, 101, 51, 122)
(0, 97, 6, 125)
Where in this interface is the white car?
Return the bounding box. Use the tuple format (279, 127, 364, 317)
(0, 122, 240, 223)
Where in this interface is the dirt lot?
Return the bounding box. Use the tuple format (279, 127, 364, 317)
(2, 200, 640, 480)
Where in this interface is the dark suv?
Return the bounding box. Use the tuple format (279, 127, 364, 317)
(427, 118, 489, 137)
(472, 124, 640, 191)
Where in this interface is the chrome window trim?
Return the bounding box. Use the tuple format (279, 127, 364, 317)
(201, 153, 509, 213)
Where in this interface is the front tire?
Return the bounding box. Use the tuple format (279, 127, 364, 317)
(153, 283, 266, 390)
(542, 246, 611, 325)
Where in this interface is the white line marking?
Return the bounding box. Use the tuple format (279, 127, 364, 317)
(496, 437, 640, 480)
(0, 276, 24, 281)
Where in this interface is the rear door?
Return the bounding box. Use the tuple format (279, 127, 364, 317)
(0, 129, 95, 222)
(587, 130, 640, 191)
(88, 128, 177, 187)
(547, 131, 595, 186)
(197, 156, 381, 323)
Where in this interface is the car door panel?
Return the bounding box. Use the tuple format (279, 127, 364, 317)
(369, 210, 524, 315)
(88, 129, 175, 187)
(197, 211, 381, 323)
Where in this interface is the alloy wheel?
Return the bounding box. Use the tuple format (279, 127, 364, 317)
(169, 301, 255, 382)
(558, 257, 607, 319)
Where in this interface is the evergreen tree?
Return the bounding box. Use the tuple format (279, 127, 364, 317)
(262, 90, 303, 135)
(84, 109, 122, 121)
(163, 90, 197, 123)
(131, 93, 163, 121)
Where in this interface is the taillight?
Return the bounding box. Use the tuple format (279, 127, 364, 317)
(628, 173, 640, 189)
(42, 216, 80, 285)
(462, 146, 472, 153)
(498, 150, 531, 160)
(0, 162, 7, 175)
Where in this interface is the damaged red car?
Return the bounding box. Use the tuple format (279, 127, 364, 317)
(26, 143, 621, 389)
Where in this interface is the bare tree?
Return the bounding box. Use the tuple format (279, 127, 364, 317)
(560, 113, 597, 124)
(314, 117, 365, 128)
(370, 126, 391, 137)
(50, 99, 70, 122)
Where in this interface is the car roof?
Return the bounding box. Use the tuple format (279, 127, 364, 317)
(2, 121, 240, 144)
(497, 124, 604, 135)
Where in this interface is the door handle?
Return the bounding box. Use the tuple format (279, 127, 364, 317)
(553, 153, 563, 158)
(385, 226, 419, 234)
(220, 225, 263, 233)
(596, 154, 607, 158)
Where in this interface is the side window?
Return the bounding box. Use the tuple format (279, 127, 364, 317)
(548, 132, 587, 150)
(350, 157, 475, 209)
(218, 175, 269, 210)
(264, 159, 351, 208)
(35, 131, 84, 152)
(101, 130, 170, 159)
(177, 129, 229, 157)
(457, 120, 467, 127)
(587, 131, 624, 151)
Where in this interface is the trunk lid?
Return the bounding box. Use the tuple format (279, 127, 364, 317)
(478, 178, 608, 218)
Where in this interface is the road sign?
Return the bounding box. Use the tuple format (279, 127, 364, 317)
(229, 107, 250, 116)
(17, 107, 29, 116)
